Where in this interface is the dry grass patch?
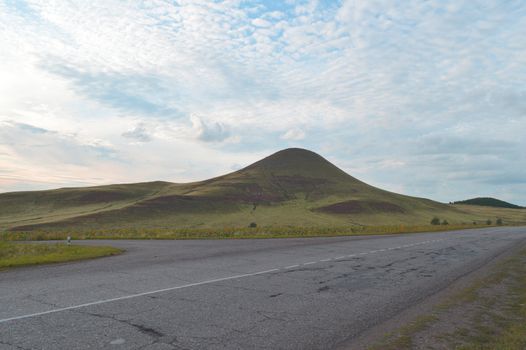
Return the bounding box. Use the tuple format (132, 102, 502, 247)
(0, 242, 122, 269)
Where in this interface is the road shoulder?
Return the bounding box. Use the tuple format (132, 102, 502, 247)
(341, 238, 526, 349)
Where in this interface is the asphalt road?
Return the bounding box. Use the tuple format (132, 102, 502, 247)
(1, 227, 526, 350)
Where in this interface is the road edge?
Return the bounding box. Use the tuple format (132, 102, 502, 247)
(337, 234, 526, 350)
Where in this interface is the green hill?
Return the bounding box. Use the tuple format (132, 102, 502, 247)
(0, 148, 501, 232)
(453, 197, 523, 209)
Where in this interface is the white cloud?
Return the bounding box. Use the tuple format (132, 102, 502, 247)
(122, 123, 152, 143)
(252, 18, 272, 28)
(0, 1, 525, 203)
(190, 115, 231, 143)
(281, 128, 306, 141)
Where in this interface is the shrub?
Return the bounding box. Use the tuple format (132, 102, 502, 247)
(441, 220, 449, 225)
(486, 219, 492, 225)
(473, 221, 477, 225)
(249, 222, 257, 228)
(430, 217, 441, 225)
(496, 218, 503, 225)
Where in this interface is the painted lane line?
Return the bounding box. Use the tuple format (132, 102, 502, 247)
(0, 268, 282, 324)
(303, 261, 317, 265)
(320, 258, 332, 262)
(335, 256, 346, 260)
(285, 264, 300, 269)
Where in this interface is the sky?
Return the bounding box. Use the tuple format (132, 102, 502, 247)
(0, 0, 525, 205)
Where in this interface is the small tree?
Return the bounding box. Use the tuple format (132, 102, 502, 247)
(430, 217, 440, 225)
(442, 219, 449, 225)
(496, 218, 503, 225)
(486, 219, 492, 225)
(249, 222, 257, 228)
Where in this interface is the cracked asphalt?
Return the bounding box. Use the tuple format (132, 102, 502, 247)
(1, 226, 526, 349)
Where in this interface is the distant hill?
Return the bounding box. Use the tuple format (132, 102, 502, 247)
(453, 197, 524, 209)
(0, 148, 508, 232)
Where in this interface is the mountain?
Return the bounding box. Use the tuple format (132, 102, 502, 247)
(453, 197, 523, 209)
(0, 148, 495, 232)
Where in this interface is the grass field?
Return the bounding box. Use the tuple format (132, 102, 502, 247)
(0, 242, 122, 269)
(453, 204, 526, 225)
(0, 223, 504, 242)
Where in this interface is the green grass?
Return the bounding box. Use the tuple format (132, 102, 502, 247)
(454, 204, 526, 226)
(454, 252, 526, 350)
(1, 223, 493, 241)
(368, 315, 439, 350)
(0, 242, 122, 269)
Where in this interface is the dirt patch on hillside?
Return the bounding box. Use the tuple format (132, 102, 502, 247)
(73, 191, 135, 204)
(120, 194, 239, 212)
(214, 183, 284, 203)
(316, 200, 406, 214)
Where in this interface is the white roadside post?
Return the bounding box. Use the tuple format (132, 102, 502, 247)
(67, 236, 71, 246)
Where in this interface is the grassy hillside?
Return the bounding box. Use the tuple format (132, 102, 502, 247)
(453, 197, 524, 209)
(453, 205, 526, 225)
(0, 148, 520, 234)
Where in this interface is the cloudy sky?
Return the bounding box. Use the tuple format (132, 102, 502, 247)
(0, 0, 525, 204)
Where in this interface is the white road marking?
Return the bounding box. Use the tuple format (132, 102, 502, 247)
(285, 264, 300, 269)
(0, 238, 448, 324)
(0, 268, 280, 324)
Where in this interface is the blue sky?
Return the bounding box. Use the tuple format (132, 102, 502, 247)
(0, 0, 525, 204)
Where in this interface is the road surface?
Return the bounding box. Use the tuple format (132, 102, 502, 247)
(1, 227, 525, 349)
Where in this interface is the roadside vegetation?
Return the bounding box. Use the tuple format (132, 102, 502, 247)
(1, 223, 497, 242)
(369, 246, 526, 349)
(0, 241, 122, 269)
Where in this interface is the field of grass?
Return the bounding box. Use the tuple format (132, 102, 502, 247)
(0, 223, 500, 242)
(454, 204, 526, 225)
(369, 246, 526, 349)
(0, 242, 122, 269)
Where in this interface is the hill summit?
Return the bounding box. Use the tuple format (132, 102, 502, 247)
(0, 148, 491, 231)
(453, 197, 523, 209)
(245, 148, 352, 179)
